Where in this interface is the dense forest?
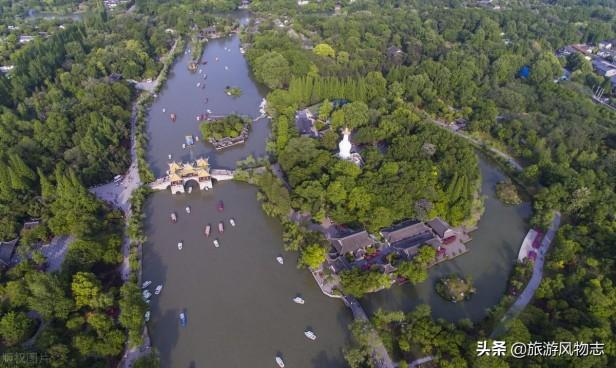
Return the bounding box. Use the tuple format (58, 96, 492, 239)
(0, 3, 179, 366)
(243, 0, 616, 366)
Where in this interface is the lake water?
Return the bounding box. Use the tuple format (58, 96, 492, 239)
(142, 16, 531, 368)
(142, 31, 352, 368)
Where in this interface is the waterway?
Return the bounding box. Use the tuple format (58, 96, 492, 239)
(362, 157, 532, 322)
(142, 29, 352, 368)
(142, 14, 531, 368)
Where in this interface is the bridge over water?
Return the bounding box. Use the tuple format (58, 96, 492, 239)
(148, 158, 234, 194)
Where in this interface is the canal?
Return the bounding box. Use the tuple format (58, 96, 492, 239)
(141, 16, 531, 368)
(142, 30, 352, 368)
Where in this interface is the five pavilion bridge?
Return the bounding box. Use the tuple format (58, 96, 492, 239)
(149, 157, 234, 194)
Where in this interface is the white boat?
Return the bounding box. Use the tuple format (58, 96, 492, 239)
(155, 285, 163, 295)
(206, 109, 212, 114)
(162, 108, 166, 113)
(185, 206, 191, 214)
(205, 224, 211, 237)
(275, 356, 285, 368)
(142, 280, 152, 289)
(197, 82, 201, 87)
(218, 222, 224, 233)
(144, 311, 150, 321)
(195, 136, 200, 142)
(188, 186, 193, 194)
(240, 47, 245, 54)
(276, 256, 284, 264)
(304, 330, 317, 340)
(229, 218, 236, 227)
(224, 66, 229, 70)
(198, 69, 202, 73)
(182, 143, 186, 149)
(213, 239, 220, 248)
(293, 296, 305, 304)
(178, 242, 183, 250)
(168, 154, 172, 159)
(142, 290, 152, 299)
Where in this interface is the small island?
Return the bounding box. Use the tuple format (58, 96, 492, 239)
(225, 86, 242, 97)
(495, 179, 522, 205)
(435, 275, 476, 303)
(200, 114, 251, 150)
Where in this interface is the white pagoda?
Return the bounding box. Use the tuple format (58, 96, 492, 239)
(337, 127, 363, 166)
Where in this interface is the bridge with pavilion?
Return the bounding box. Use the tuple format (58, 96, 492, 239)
(149, 157, 234, 194)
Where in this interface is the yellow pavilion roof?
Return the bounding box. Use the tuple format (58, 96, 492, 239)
(169, 161, 181, 173)
(196, 157, 209, 168)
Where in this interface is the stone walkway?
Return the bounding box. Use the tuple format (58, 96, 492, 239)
(343, 296, 395, 368)
(431, 119, 523, 172)
(491, 212, 561, 337)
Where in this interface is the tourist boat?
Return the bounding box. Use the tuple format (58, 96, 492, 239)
(275, 356, 285, 368)
(293, 296, 305, 304)
(218, 221, 224, 233)
(276, 256, 284, 265)
(142, 280, 152, 289)
(144, 311, 150, 322)
(170, 212, 177, 223)
(217, 200, 224, 211)
(213, 239, 220, 248)
(170, 113, 176, 122)
(186, 206, 191, 214)
(179, 312, 187, 327)
(185, 135, 195, 145)
(205, 224, 211, 237)
(304, 330, 317, 340)
(155, 285, 163, 295)
(142, 290, 152, 299)
(229, 218, 236, 227)
(177, 242, 183, 250)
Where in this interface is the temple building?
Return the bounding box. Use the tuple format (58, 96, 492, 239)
(337, 127, 363, 167)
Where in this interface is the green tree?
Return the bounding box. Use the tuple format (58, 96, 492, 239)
(298, 244, 327, 269)
(254, 52, 291, 89)
(71, 272, 112, 310)
(313, 43, 335, 58)
(0, 311, 34, 346)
